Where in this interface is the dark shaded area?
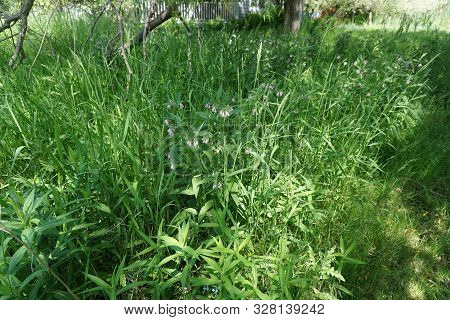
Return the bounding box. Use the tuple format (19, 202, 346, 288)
(342, 108, 449, 299)
(293, 25, 450, 299)
(338, 29, 449, 298)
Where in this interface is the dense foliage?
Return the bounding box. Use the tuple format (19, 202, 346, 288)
(309, 0, 393, 12)
(0, 9, 448, 300)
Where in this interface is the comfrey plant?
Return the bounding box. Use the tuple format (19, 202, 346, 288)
(162, 96, 242, 178)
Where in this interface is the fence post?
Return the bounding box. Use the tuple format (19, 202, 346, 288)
(235, 0, 241, 19)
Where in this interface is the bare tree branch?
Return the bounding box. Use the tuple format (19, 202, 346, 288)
(0, 12, 21, 33)
(126, 3, 176, 51)
(112, 0, 132, 94)
(0, 220, 79, 300)
(0, 0, 36, 68)
(0, 31, 18, 43)
(104, 31, 120, 56)
(2, 0, 176, 67)
(142, 0, 154, 60)
(1, 0, 35, 31)
(8, 15, 27, 67)
(83, 0, 113, 50)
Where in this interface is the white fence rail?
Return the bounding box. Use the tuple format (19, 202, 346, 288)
(47, 1, 269, 22)
(180, 2, 238, 20)
(139, 2, 238, 20)
(138, 0, 269, 21)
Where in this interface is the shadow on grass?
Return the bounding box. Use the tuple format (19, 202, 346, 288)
(341, 106, 449, 299)
(314, 26, 450, 299)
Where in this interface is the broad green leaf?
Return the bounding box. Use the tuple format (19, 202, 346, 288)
(134, 244, 159, 257)
(8, 246, 27, 274)
(95, 203, 111, 214)
(89, 228, 110, 238)
(335, 254, 366, 265)
(85, 273, 112, 289)
(72, 222, 97, 231)
(199, 200, 214, 216)
(20, 269, 47, 290)
(201, 256, 222, 274)
(160, 236, 184, 250)
(158, 252, 183, 267)
(199, 223, 220, 228)
(21, 228, 35, 246)
(22, 189, 35, 220)
(252, 285, 271, 300)
(182, 246, 198, 258)
(35, 213, 74, 233)
(178, 222, 189, 246)
(191, 277, 221, 287)
(180, 175, 205, 198)
(335, 284, 354, 297)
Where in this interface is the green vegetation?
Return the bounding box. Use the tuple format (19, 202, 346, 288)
(0, 11, 448, 300)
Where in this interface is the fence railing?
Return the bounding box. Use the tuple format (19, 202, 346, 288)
(45, 1, 269, 22)
(138, 0, 269, 22)
(180, 2, 238, 20)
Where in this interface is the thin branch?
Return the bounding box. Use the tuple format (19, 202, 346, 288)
(0, 12, 21, 33)
(0, 220, 80, 300)
(83, 0, 112, 51)
(142, 0, 153, 60)
(104, 31, 120, 57)
(0, 31, 18, 43)
(112, 0, 132, 94)
(8, 15, 28, 67)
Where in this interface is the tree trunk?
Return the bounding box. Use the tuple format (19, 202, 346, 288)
(284, 0, 304, 33)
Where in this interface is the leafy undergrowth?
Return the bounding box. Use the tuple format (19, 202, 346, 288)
(0, 17, 448, 299)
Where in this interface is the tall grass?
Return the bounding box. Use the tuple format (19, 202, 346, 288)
(0, 14, 448, 299)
